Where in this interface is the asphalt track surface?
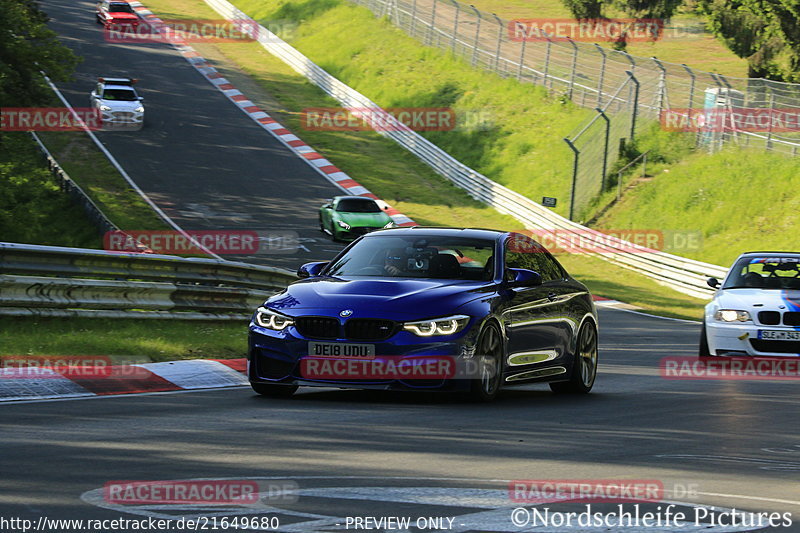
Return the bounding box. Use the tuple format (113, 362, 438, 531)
(42, 0, 348, 269)
(6, 1, 798, 531)
(2, 309, 799, 532)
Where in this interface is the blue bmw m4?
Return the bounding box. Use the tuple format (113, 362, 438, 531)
(248, 227, 599, 401)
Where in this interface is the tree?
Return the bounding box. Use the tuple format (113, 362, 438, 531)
(698, 0, 800, 82)
(0, 0, 79, 108)
(560, 0, 682, 50)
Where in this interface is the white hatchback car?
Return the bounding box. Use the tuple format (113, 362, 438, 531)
(702, 252, 800, 357)
(90, 77, 144, 129)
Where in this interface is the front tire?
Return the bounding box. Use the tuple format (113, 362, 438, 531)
(469, 322, 504, 402)
(251, 382, 298, 398)
(550, 321, 597, 394)
(699, 322, 713, 356)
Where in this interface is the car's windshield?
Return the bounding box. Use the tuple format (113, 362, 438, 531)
(109, 2, 135, 13)
(336, 198, 381, 213)
(101, 88, 138, 101)
(325, 235, 496, 280)
(723, 256, 800, 290)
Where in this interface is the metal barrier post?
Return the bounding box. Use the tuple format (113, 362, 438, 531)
(594, 44, 606, 108)
(597, 108, 610, 191)
(426, 0, 438, 46)
(470, 5, 482, 66)
(516, 23, 527, 81)
(450, 0, 460, 52)
(626, 70, 640, 140)
(567, 39, 578, 100)
(492, 13, 503, 70)
(564, 138, 580, 221)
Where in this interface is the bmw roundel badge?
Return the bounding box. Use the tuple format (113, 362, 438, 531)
(339, 309, 353, 317)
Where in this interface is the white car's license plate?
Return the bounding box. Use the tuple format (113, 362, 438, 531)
(308, 342, 375, 359)
(758, 330, 800, 341)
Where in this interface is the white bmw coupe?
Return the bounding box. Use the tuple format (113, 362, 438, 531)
(702, 252, 800, 357)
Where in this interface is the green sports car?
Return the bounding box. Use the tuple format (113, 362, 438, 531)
(319, 196, 395, 241)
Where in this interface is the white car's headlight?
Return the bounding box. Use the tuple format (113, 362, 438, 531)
(337, 220, 351, 230)
(100, 105, 112, 112)
(714, 309, 752, 322)
(254, 307, 294, 330)
(403, 315, 470, 337)
(383, 221, 395, 229)
(134, 106, 144, 113)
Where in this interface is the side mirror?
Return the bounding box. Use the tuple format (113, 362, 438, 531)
(90, 91, 97, 98)
(322, 204, 332, 210)
(506, 268, 542, 287)
(707, 277, 720, 289)
(138, 96, 144, 101)
(297, 261, 328, 279)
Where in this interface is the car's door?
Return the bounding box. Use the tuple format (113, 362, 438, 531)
(500, 234, 573, 381)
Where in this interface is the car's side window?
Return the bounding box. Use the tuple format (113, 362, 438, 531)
(504, 235, 564, 283)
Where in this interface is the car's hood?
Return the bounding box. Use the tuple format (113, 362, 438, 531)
(336, 212, 392, 227)
(99, 99, 141, 111)
(714, 288, 800, 311)
(264, 277, 492, 320)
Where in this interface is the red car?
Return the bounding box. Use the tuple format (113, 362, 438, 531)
(95, 0, 140, 28)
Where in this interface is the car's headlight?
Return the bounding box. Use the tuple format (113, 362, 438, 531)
(100, 105, 112, 112)
(134, 106, 144, 113)
(337, 220, 351, 230)
(254, 307, 294, 330)
(403, 315, 470, 337)
(714, 309, 751, 322)
(383, 221, 395, 229)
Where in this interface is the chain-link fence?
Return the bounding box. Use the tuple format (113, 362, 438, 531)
(351, 0, 800, 216)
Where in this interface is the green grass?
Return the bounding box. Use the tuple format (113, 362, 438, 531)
(0, 133, 101, 248)
(453, 0, 748, 78)
(0, 317, 247, 360)
(597, 147, 800, 268)
(37, 131, 169, 230)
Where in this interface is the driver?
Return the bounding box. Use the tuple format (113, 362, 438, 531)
(382, 248, 405, 276)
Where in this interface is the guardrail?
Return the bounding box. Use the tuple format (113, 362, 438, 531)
(201, 0, 728, 299)
(0, 243, 296, 319)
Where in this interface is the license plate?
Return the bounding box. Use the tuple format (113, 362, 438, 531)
(758, 330, 800, 341)
(307, 342, 375, 359)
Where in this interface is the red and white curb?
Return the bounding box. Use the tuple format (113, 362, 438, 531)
(591, 295, 627, 308)
(0, 358, 248, 402)
(126, 2, 415, 227)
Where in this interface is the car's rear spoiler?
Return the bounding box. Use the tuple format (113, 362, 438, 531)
(98, 77, 137, 85)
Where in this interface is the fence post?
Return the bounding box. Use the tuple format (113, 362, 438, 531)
(470, 5, 482, 66)
(626, 70, 640, 140)
(594, 43, 606, 108)
(597, 108, 611, 191)
(492, 13, 503, 71)
(564, 138, 580, 221)
(410, 0, 417, 36)
(516, 23, 527, 81)
(766, 93, 775, 151)
(567, 38, 578, 100)
(543, 38, 552, 89)
(450, 0, 460, 52)
(426, 0, 438, 46)
(652, 57, 667, 115)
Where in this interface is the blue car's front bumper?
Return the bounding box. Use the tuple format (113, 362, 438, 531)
(247, 321, 480, 391)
